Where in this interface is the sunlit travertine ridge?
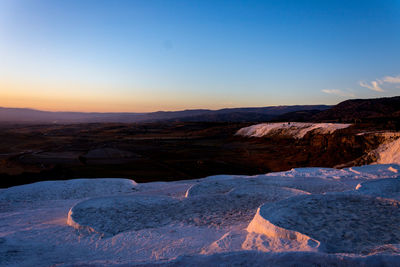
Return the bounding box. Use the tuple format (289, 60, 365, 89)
(236, 122, 351, 139)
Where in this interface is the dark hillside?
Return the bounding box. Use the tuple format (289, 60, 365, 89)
(312, 96, 400, 122)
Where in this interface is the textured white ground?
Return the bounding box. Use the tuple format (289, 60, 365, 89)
(1, 165, 400, 266)
(236, 122, 351, 138)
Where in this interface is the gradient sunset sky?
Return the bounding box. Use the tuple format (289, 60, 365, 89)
(1, 0, 399, 112)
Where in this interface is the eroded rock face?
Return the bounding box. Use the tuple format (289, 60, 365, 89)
(246, 193, 400, 254)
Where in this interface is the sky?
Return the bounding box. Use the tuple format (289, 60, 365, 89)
(0, 0, 399, 112)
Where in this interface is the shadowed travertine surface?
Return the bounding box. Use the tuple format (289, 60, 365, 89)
(1, 164, 400, 266)
(257, 193, 400, 253)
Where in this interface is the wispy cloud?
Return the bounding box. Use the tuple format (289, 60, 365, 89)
(359, 74, 400, 92)
(321, 89, 355, 97)
(383, 75, 400, 84)
(359, 80, 384, 92)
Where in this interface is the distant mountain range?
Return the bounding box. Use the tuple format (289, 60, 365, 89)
(1, 96, 399, 124)
(0, 105, 331, 124)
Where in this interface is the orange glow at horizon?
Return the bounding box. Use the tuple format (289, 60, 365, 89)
(0, 80, 253, 113)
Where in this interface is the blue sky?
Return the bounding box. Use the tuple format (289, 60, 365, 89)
(0, 0, 399, 112)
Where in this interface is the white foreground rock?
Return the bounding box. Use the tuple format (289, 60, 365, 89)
(245, 193, 400, 254)
(1, 164, 399, 266)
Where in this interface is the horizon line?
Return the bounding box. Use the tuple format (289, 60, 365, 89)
(0, 103, 335, 114)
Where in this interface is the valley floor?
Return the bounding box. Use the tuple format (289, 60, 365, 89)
(1, 164, 400, 266)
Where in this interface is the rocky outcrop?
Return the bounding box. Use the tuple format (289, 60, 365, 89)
(236, 122, 396, 169)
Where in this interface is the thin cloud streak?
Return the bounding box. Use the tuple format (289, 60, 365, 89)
(359, 74, 400, 92)
(383, 75, 400, 84)
(359, 81, 384, 92)
(321, 89, 355, 97)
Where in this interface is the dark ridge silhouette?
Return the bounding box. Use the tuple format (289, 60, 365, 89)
(0, 105, 330, 124)
(271, 109, 323, 122)
(312, 96, 400, 123)
(166, 105, 331, 122)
